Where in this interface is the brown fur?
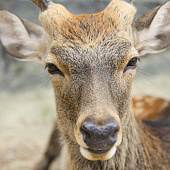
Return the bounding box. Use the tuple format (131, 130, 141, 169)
(133, 95, 170, 120)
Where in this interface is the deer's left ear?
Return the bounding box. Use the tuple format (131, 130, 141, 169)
(0, 10, 50, 63)
(133, 2, 170, 56)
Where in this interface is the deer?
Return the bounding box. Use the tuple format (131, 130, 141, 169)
(0, 0, 170, 169)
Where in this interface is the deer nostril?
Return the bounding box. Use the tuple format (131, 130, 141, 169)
(80, 124, 92, 139)
(110, 125, 119, 138)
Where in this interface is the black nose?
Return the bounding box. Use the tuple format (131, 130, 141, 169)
(80, 117, 119, 150)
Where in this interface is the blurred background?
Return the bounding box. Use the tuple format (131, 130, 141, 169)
(0, 0, 170, 169)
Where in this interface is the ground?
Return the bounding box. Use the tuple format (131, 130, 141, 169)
(0, 89, 56, 170)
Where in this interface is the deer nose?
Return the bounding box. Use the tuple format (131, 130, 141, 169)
(80, 117, 119, 151)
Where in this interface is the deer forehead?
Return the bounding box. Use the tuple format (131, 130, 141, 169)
(39, 0, 136, 41)
(48, 38, 132, 72)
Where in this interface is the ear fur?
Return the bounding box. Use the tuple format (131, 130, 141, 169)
(133, 2, 170, 56)
(0, 9, 49, 63)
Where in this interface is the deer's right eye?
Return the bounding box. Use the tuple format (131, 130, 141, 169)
(45, 63, 64, 76)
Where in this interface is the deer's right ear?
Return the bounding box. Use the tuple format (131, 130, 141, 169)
(133, 2, 170, 56)
(0, 10, 49, 63)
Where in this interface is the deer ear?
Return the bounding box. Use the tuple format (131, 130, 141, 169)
(0, 10, 49, 63)
(133, 2, 170, 56)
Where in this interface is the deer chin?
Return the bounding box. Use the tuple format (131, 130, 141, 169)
(80, 146, 117, 161)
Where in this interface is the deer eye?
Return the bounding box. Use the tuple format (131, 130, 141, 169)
(45, 63, 64, 76)
(124, 57, 140, 73)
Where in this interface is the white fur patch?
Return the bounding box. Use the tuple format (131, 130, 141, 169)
(80, 146, 117, 161)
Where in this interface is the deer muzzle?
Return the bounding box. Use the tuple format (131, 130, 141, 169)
(81, 117, 119, 151)
(74, 112, 122, 161)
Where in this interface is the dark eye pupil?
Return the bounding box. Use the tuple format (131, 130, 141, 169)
(127, 58, 138, 67)
(48, 64, 59, 72)
(45, 63, 63, 75)
(124, 57, 139, 73)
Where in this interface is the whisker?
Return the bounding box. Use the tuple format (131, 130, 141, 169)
(137, 69, 154, 75)
(133, 81, 146, 96)
(33, 73, 52, 90)
(138, 72, 161, 91)
(137, 70, 152, 77)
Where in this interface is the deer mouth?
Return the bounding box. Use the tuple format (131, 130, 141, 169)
(88, 148, 110, 154)
(80, 146, 117, 161)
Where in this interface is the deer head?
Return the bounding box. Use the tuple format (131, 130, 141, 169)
(1, 0, 170, 161)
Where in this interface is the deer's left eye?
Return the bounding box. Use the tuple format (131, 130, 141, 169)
(124, 57, 140, 73)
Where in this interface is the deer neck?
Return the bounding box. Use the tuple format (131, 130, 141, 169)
(115, 110, 167, 170)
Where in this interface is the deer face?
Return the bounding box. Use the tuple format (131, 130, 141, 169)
(41, 0, 137, 161)
(2, 0, 170, 162)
